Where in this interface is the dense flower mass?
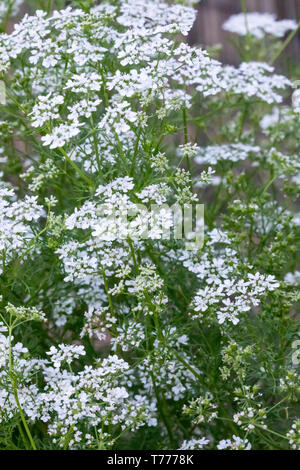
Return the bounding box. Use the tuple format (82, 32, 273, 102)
(0, 0, 299, 451)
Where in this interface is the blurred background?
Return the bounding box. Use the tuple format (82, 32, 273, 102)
(189, 0, 300, 63)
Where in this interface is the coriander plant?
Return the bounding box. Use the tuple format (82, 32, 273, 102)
(0, 0, 299, 451)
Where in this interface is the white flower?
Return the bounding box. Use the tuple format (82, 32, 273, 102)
(217, 435, 251, 450)
(223, 13, 297, 38)
(41, 122, 82, 149)
(179, 437, 209, 450)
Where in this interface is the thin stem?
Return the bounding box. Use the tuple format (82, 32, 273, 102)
(47, 0, 53, 15)
(1, 82, 94, 189)
(130, 127, 142, 176)
(182, 106, 188, 145)
(0, 82, 28, 114)
(127, 238, 138, 270)
(101, 268, 115, 318)
(266, 396, 288, 415)
(173, 350, 203, 382)
(182, 106, 193, 192)
(271, 21, 300, 65)
(127, 238, 175, 444)
(239, 101, 249, 139)
(8, 325, 37, 450)
(182, 106, 191, 171)
(240, 0, 252, 61)
(260, 172, 277, 196)
(99, 67, 109, 108)
(150, 371, 176, 448)
(58, 147, 94, 188)
(18, 423, 30, 450)
(91, 116, 101, 173)
(254, 424, 290, 441)
(0, 1, 13, 32)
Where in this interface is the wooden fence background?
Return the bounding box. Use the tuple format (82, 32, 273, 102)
(189, 0, 300, 63)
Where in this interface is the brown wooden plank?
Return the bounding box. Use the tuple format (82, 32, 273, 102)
(189, 0, 300, 63)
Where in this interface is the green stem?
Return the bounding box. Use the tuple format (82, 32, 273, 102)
(239, 101, 249, 139)
(91, 116, 101, 173)
(127, 239, 175, 444)
(182, 106, 191, 171)
(127, 237, 138, 270)
(255, 424, 289, 441)
(47, 0, 53, 15)
(8, 325, 37, 450)
(271, 21, 300, 65)
(240, 0, 252, 61)
(58, 147, 94, 188)
(0, 83, 28, 114)
(0, 1, 13, 33)
(182, 106, 193, 192)
(150, 371, 176, 448)
(101, 268, 115, 318)
(260, 172, 277, 196)
(130, 127, 142, 176)
(266, 396, 288, 415)
(173, 350, 203, 381)
(18, 423, 30, 450)
(1, 82, 94, 189)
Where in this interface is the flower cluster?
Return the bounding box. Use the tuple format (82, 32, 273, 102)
(223, 12, 297, 38)
(0, 0, 298, 452)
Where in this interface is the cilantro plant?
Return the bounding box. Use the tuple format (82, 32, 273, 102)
(0, 0, 299, 450)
